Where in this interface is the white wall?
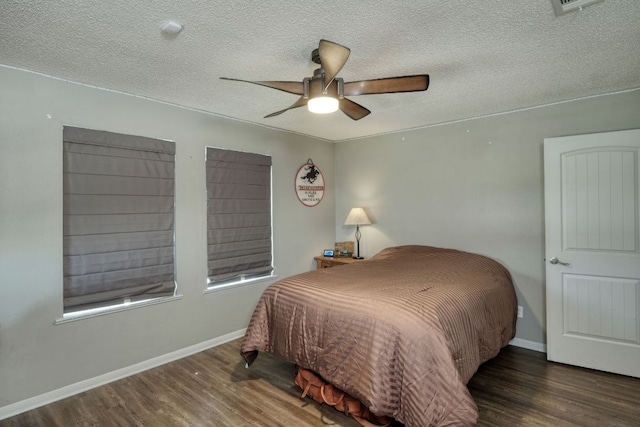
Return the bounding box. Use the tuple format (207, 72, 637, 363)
(335, 89, 640, 345)
(2, 63, 639, 412)
(0, 66, 336, 409)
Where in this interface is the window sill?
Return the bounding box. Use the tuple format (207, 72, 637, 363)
(54, 294, 184, 325)
(203, 274, 277, 295)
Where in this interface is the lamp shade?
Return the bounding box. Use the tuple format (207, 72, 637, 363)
(308, 96, 339, 114)
(344, 207, 372, 225)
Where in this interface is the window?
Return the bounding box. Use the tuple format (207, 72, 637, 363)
(63, 126, 176, 314)
(205, 147, 273, 288)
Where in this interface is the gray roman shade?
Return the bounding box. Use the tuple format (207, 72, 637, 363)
(206, 147, 273, 285)
(63, 126, 176, 312)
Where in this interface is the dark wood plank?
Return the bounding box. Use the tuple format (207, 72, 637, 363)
(468, 346, 640, 426)
(2, 340, 639, 426)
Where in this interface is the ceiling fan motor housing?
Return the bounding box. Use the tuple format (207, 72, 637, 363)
(304, 69, 343, 99)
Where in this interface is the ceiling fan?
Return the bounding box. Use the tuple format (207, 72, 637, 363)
(221, 39, 429, 121)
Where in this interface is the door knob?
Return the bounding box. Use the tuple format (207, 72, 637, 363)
(549, 257, 570, 266)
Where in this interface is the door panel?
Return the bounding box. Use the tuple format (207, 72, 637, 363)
(562, 149, 637, 252)
(544, 129, 640, 378)
(563, 274, 638, 343)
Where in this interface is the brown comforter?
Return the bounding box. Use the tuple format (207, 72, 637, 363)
(241, 245, 517, 427)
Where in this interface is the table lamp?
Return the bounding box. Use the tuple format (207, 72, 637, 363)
(343, 207, 372, 259)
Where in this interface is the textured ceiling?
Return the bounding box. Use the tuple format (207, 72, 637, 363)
(1, 0, 639, 141)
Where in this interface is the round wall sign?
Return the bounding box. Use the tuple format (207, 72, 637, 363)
(295, 159, 325, 207)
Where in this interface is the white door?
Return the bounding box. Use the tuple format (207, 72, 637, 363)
(544, 129, 640, 378)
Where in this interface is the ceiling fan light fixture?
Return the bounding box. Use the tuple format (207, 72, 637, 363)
(220, 40, 429, 120)
(308, 96, 339, 114)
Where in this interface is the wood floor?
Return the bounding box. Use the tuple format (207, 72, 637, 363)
(2, 339, 639, 426)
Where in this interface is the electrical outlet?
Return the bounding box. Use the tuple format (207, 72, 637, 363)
(517, 306, 523, 318)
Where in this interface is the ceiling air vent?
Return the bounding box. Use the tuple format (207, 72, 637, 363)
(551, 0, 604, 16)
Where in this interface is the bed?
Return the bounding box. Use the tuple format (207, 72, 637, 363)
(241, 245, 517, 427)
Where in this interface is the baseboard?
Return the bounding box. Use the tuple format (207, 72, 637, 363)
(0, 328, 247, 421)
(509, 337, 547, 353)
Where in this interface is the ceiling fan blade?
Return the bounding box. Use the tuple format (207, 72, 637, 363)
(343, 74, 429, 96)
(264, 97, 308, 118)
(318, 39, 350, 90)
(220, 77, 304, 95)
(339, 98, 371, 121)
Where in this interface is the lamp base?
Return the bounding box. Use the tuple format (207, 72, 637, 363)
(353, 256, 364, 260)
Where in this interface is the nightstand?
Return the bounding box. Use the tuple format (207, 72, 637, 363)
(314, 256, 365, 270)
